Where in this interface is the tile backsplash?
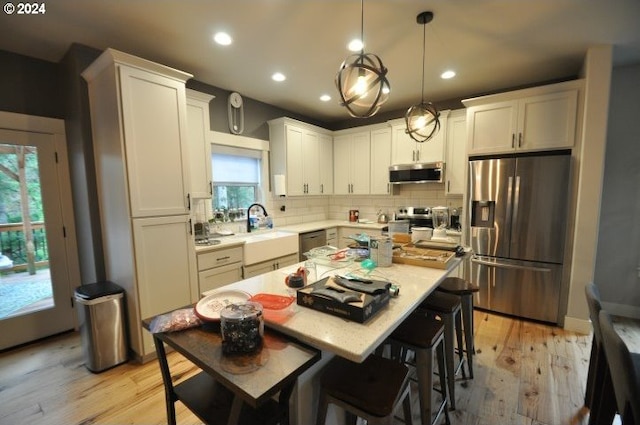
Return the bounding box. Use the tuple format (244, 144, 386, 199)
(265, 183, 463, 227)
(193, 184, 463, 233)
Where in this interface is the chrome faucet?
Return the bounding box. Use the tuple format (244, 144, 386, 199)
(246, 203, 268, 233)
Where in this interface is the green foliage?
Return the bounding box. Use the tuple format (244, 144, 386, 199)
(0, 146, 43, 224)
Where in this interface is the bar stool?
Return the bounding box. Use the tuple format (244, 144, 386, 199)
(419, 291, 464, 410)
(389, 311, 451, 425)
(315, 354, 413, 425)
(436, 276, 479, 378)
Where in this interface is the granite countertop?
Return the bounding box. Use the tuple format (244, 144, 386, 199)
(203, 257, 463, 362)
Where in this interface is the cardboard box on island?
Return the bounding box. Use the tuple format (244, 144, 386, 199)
(296, 276, 391, 323)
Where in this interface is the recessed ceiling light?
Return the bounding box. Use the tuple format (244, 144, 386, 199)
(320, 94, 331, 102)
(441, 70, 456, 79)
(272, 72, 286, 82)
(214, 32, 232, 46)
(348, 39, 363, 52)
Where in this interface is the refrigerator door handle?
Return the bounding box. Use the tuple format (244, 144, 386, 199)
(512, 176, 521, 229)
(471, 257, 552, 273)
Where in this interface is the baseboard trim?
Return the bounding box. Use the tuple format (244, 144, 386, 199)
(563, 316, 592, 334)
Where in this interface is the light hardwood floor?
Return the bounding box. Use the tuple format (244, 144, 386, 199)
(0, 311, 632, 425)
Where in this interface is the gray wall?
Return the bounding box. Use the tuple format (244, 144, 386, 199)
(0, 50, 62, 118)
(595, 62, 640, 310)
(59, 44, 104, 284)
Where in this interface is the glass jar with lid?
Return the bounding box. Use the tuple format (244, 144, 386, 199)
(220, 302, 264, 355)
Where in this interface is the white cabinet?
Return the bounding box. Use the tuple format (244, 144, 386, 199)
(186, 89, 214, 198)
(243, 253, 299, 278)
(318, 132, 334, 195)
(197, 246, 243, 294)
(333, 131, 370, 195)
(445, 109, 467, 196)
(133, 216, 196, 356)
(83, 49, 196, 360)
(464, 82, 580, 155)
(269, 118, 333, 196)
(390, 112, 449, 165)
(117, 64, 192, 218)
(326, 227, 338, 247)
(370, 127, 392, 195)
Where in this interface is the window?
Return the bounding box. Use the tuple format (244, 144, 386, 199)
(211, 145, 261, 215)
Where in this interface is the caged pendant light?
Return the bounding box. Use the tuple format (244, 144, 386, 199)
(405, 11, 440, 143)
(335, 0, 390, 118)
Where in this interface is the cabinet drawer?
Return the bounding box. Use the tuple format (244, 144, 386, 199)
(198, 262, 243, 294)
(197, 246, 243, 271)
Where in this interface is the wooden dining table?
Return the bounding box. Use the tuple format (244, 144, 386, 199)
(142, 316, 321, 425)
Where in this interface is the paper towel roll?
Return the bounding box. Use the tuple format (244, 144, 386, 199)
(274, 174, 286, 197)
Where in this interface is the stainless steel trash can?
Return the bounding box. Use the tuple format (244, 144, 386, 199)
(74, 281, 127, 373)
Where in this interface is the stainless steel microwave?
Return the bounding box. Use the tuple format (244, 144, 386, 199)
(389, 162, 444, 184)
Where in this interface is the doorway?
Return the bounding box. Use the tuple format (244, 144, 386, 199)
(0, 113, 79, 350)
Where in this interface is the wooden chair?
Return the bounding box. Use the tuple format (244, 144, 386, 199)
(153, 337, 290, 425)
(584, 282, 617, 425)
(315, 354, 413, 425)
(436, 276, 479, 378)
(599, 310, 640, 425)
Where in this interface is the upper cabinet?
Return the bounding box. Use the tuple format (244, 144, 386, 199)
(370, 127, 392, 195)
(389, 111, 449, 165)
(83, 49, 193, 218)
(445, 109, 467, 196)
(464, 80, 582, 156)
(333, 131, 371, 195)
(186, 89, 215, 199)
(269, 118, 333, 196)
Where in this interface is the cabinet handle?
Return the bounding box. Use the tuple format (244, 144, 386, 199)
(209, 181, 213, 195)
(447, 181, 450, 192)
(412, 151, 415, 162)
(511, 134, 515, 148)
(186, 193, 191, 210)
(216, 256, 230, 262)
(518, 133, 523, 148)
(188, 218, 193, 235)
(416, 150, 420, 161)
(321, 184, 323, 194)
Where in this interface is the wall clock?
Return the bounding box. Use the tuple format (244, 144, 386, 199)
(228, 91, 244, 134)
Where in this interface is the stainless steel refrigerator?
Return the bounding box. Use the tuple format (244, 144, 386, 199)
(468, 153, 571, 323)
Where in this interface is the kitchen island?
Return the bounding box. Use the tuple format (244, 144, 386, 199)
(200, 257, 463, 424)
(210, 259, 461, 362)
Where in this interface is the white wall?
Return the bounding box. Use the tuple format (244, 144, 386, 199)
(594, 62, 640, 318)
(563, 46, 613, 333)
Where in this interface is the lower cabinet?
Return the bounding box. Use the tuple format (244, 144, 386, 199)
(326, 227, 338, 247)
(132, 215, 196, 358)
(243, 253, 299, 278)
(197, 246, 243, 294)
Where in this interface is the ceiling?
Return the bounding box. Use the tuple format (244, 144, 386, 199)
(2, 1, 640, 123)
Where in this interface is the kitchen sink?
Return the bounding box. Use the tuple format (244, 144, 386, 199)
(242, 231, 298, 265)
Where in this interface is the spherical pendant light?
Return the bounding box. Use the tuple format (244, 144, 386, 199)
(405, 11, 440, 143)
(335, 0, 390, 118)
(405, 102, 440, 142)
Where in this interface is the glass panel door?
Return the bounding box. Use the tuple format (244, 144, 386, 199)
(0, 129, 74, 349)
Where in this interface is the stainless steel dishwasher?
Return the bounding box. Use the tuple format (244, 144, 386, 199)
(299, 230, 326, 261)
